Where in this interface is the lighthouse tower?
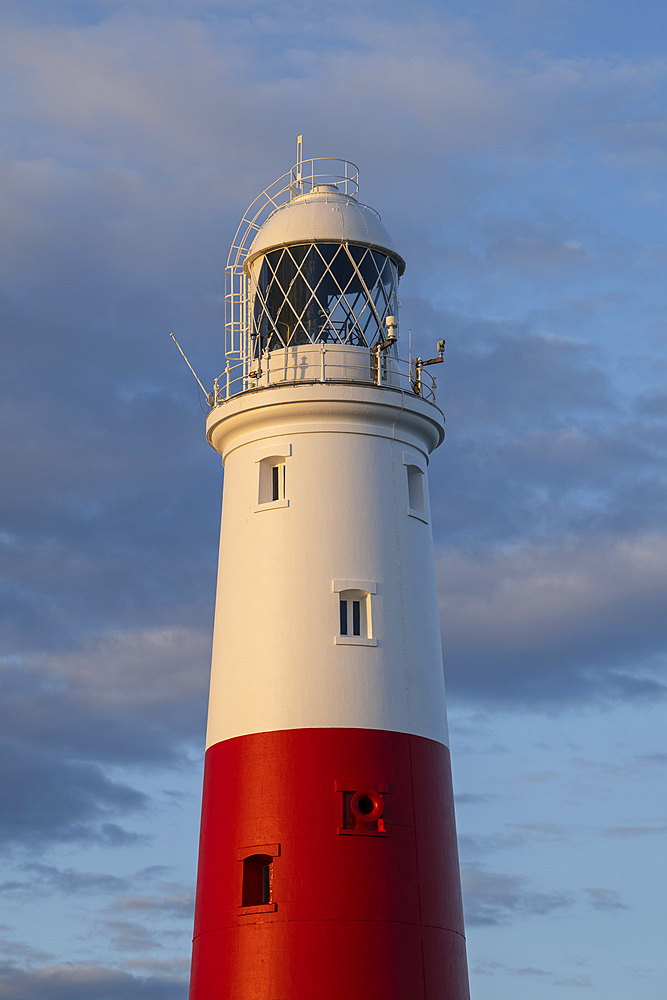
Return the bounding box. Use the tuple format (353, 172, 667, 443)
(189, 151, 470, 1000)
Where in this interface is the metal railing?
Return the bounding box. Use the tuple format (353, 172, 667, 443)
(225, 155, 375, 360)
(206, 349, 440, 409)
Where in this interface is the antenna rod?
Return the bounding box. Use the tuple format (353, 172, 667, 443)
(170, 333, 208, 395)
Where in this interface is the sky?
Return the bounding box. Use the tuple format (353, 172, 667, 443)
(1, 0, 667, 997)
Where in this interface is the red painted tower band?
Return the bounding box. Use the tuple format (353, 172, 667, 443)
(191, 728, 469, 1000)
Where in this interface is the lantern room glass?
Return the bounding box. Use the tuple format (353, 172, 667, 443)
(250, 242, 399, 356)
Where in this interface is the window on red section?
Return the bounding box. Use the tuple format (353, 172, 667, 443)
(242, 854, 273, 906)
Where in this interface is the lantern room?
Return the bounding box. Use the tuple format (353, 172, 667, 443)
(244, 182, 404, 354)
(215, 147, 442, 403)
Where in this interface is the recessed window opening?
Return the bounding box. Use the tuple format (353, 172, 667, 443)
(271, 464, 285, 502)
(339, 599, 362, 636)
(339, 590, 368, 638)
(242, 854, 273, 907)
(407, 465, 425, 513)
(258, 456, 287, 505)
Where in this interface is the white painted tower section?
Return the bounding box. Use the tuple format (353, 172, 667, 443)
(204, 382, 447, 748)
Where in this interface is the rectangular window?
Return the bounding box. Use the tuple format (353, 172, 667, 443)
(340, 599, 348, 636)
(270, 464, 285, 502)
(407, 465, 425, 513)
(256, 454, 288, 509)
(336, 586, 376, 645)
(242, 855, 273, 907)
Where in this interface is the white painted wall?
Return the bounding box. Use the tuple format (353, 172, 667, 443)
(204, 378, 449, 749)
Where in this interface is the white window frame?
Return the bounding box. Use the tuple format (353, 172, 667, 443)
(332, 579, 377, 647)
(403, 450, 429, 523)
(254, 442, 292, 512)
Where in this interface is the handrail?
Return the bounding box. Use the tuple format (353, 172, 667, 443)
(225, 156, 372, 360)
(207, 350, 440, 409)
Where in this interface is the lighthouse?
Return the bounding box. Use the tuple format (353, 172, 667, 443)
(188, 149, 470, 1000)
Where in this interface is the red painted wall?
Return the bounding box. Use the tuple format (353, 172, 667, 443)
(189, 728, 469, 1000)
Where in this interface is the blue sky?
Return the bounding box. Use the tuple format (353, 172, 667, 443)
(1, 1, 667, 997)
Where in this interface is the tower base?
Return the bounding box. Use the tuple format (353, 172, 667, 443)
(190, 727, 470, 1000)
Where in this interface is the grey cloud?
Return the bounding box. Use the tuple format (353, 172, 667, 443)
(637, 390, 667, 419)
(105, 921, 164, 954)
(602, 824, 667, 837)
(585, 887, 629, 910)
(0, 862, 187, 904)
(486, 236, 590, 270)
(440, 324, 616, 434)
(459, 822, 571, 861)
(461, 866, 575, 926)
(437, 534, 667, 707)
(0, 627, 209, 769)
(109, 895, 194, 920)
(454, 792, 495, 804)
(458, 832, 525, 860)
(123, 958, 190, 977)
(21, 864, 131, 896)
(0, 939, 54, 966)
(0, 964, 186, 1000)
(0, 742, 145, 848)
(506, 823, 569, 840)
(553, 974, 594, 987)
(473, 960, 551, 977)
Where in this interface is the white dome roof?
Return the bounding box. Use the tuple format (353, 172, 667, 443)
(245, 186, 405, 274)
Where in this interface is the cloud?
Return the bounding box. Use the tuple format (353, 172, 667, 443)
(0, 742, 145, 848)
(105, 921, 164, 954)
(0, 964, 187, 1000)
(602, 824, 667, 837)
(0, 629, 210, 765)
(486, 237, 590, 271)
(459, 822, 572, 861)
(585, 887, 629, 910)
(15, 864, 130, 898)
(553, 973, 594, 987)
(454, 792, 496, 804)
(438, 533, 667, 707)
(109, 895, 194, 921)
(0, 938, 54, 967)
(123, 958, 190, 977)
(472, 958, 595, 988)
(0, 626, 208, 847)
(461, 866, 574, 925)
(473, 960, 551, 977)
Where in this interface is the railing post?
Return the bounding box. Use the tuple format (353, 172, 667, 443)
(225, 360, 230, 399)
(320, 346, 326, 382)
